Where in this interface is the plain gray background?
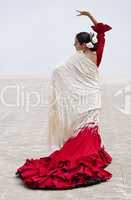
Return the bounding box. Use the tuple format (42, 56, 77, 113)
(0, 0, 130, 78)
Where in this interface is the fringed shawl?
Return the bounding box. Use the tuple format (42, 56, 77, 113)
(47, 50, 101, 148)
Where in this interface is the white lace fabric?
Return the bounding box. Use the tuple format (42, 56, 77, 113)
(47, 50, 102, 148)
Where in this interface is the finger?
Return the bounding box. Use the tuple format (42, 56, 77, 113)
(75, 10, 81, 13)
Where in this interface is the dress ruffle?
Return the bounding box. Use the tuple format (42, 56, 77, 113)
(91, 22, 112, 34)
(15, 125, 112, 190)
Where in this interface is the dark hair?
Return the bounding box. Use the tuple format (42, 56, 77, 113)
(76, 32, 97, 52)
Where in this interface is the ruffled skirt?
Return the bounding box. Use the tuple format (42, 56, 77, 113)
(15, 123, 112, 190)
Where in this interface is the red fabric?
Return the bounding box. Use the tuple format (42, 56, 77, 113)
(91, 22, 112, 67)
(15, 124, 112, 190)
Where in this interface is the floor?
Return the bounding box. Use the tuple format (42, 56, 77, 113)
(0, 77, 131, 200)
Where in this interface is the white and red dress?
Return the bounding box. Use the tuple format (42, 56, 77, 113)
(15, 22, 113, 190)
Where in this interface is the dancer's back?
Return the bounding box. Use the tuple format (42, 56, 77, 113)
(15, 10, 113, 190)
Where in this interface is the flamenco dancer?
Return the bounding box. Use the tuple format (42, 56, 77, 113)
(15, 10, 113, 190)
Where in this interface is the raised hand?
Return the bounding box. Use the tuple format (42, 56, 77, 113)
(75, 10, 91, 17)
(75, 10, 98, 25)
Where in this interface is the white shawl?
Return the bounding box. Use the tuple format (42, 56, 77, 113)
(47, 50, 101, 148)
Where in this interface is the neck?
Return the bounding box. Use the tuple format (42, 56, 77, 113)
(82, 47, 90, 53)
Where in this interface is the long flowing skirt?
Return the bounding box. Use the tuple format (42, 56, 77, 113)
(15, 124, 112, 190)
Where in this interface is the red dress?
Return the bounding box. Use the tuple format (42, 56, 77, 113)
(91, 22, 112, 67)
(15, 22, 113, 190)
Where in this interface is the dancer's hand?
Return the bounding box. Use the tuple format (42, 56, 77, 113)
(75, 10, 98, 25)
(76, 10, 91, 17)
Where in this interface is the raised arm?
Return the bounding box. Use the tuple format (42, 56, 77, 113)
(91, 22, 112, 67)
(76, 10, 112, 67)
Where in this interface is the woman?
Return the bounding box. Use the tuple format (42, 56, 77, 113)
(15, 10, 113, 190)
